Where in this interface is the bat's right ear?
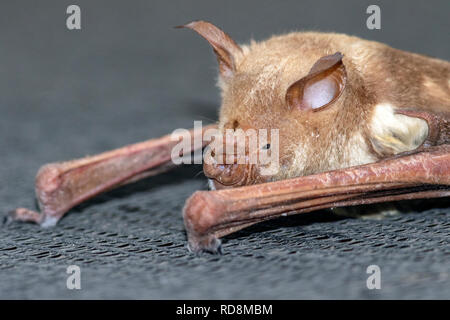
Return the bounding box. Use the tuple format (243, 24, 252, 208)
(177, 20, 243, 78)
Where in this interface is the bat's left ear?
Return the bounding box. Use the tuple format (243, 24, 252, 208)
(177, 20, 243, 78)
(286, 52, 347, 111)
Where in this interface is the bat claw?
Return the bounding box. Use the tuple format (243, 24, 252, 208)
(2, 213, 13, 226)
(39, 216, 59, 228)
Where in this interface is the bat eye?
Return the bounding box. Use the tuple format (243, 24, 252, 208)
(262, 143, 271, 150)
(224, 120, 240, 131)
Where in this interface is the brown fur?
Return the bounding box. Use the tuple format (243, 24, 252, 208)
(184, 21, 450, 185)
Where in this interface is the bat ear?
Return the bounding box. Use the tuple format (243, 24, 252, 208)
(368, 104, 429, 156)
(177, 20, 243, 78)
(286, 52, 347, 111)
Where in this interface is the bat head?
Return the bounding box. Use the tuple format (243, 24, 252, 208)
(180, 21, 430, 189)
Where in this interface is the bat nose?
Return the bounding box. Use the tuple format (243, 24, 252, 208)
(203, 162, 248, 187)
(203, 144, 251, 187)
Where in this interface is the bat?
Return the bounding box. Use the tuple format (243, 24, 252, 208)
(8, 21, 449, 254)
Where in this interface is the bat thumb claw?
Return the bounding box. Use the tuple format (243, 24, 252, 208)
(187, 235, 223, 255)
(5, 207, 44, 226)
(3, 213, 14, 226)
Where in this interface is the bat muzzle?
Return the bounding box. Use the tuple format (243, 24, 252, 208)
(203, 147, 255, 189)
(204, 162, 255, 189)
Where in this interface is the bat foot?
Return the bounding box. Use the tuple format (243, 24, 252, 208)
(187, 235, 223, 255)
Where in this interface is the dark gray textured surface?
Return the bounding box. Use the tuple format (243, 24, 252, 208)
(0, 0, 449, 299)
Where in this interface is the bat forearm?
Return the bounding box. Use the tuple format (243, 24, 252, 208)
(183, 145, 450, 253)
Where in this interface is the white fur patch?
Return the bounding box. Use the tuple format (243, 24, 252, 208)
(369, 103, 428, 155)
(345, 132, 377, 167)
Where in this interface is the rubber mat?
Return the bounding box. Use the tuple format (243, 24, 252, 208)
(0, 0, 448, 299)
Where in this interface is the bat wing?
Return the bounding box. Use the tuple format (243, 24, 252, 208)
(183, 109, 450, 253)
(8, 125, 217, 227)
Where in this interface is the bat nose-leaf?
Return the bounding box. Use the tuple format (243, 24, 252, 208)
(203, 162, 247, 187)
